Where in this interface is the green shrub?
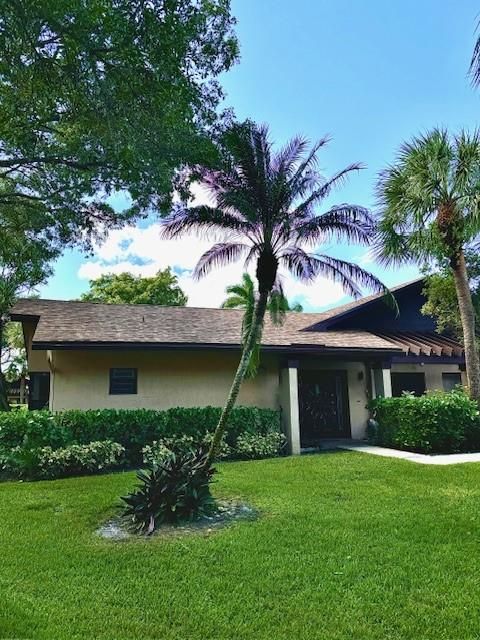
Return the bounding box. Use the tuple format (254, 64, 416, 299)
(142, 434, 232, 466)
(121, 448, 216, 534)
(0, 412, 70, 450)
(2, 440, 124, 479)
(0, 406, 283, 477)
(235, 431, 287, 459)
(369, 390, 480, 454)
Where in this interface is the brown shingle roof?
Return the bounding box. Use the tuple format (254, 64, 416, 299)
(10, 298, 400, 353)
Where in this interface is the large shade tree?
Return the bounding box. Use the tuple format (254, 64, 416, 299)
(80, 269, 187, 306)
(162, 122, 388, 465)
(0, 0, 238, 221)
(0, 203, 59, 410)
(376, 129, 480, 400)
(0, 0, 237, 407)
(222, 272, 302, 377)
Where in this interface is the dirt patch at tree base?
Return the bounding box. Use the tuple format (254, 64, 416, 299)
(96, 500, 257, 541)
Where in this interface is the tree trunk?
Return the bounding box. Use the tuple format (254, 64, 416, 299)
(204, 289, 269, 467)
(0, 321, 10, 411)
(451, 250, 480, 401)
(0, 373, 10, 411)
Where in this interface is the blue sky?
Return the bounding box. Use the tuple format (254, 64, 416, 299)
(41, 0, 480, 311)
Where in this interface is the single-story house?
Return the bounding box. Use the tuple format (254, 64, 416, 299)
(11, 278, 465, 453)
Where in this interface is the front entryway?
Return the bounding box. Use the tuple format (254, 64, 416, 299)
(298, 370, 351, 446)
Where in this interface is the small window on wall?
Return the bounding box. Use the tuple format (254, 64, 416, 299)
(28, 372, 50, 410)
(442, 372, 462, 392)
(109, 368, 137, 395)
(391, 372, 426, 397)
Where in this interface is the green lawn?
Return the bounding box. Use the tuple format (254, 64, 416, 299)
(2, 452, 480, 640)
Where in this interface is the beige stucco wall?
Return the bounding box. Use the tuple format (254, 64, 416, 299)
(23, 321, 49, 372)
(391, 362, 466, 390)
(48, 349, 280, 412)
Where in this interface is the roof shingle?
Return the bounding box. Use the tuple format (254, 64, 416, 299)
(10, 298, 400, 352)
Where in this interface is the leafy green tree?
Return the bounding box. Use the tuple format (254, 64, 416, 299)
(422, 253, 480, 340)
(80, 269, 187, 306)
(1, 322, 27, 383)
(162, 121, 387, 465)
(222, 273, 302, 377)
(376, 129, 480, 400)
(0, 204, 58, 410)
(0, 0, 238, 224)
(0, 0, 237, 406)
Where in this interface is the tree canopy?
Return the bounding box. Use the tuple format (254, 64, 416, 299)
(422, 253, 480, 340)
(0, 0, 238, 230)
(1, 322, 27, 383)
(0, 202, 57, 409)
(80, 269, 187, 306)
(0, 0, 237, 409)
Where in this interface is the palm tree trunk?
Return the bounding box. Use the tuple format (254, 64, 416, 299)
(451, 250, 480, 401)
(205, 289, 269, 467)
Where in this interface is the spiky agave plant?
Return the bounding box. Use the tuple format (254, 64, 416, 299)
(162, 121, 388, 466)
(121, 448, 216, 534)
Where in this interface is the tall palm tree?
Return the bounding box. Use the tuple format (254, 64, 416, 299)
(222, 272, 302, 377)
(375, 129, 480, 401)
(162, 122, 388, 465)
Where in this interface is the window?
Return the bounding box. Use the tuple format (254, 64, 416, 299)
(28, 372, 50, 409)
(442, 372, 462, 392)
(109, 368, 137, 395)
(391, 372, 426, 397)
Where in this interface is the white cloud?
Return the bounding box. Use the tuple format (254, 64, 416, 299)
(78, 223, 348, 311)
(77, 184, 350, 311)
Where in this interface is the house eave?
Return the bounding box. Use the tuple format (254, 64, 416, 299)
(31, 340, 402, 358)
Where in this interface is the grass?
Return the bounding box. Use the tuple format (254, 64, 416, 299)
(2, 452, 480, 640)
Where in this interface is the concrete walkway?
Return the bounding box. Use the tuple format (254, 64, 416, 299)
(320, 440, 480, 465)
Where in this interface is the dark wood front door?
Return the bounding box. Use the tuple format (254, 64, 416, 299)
(298, 370, 351, 446)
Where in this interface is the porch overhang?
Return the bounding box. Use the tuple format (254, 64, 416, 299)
(374, 331, 464, 358)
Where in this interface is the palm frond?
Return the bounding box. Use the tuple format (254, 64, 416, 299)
(294, 205, 374, 244)
(470, 24, 480, 86)
(280, 246, 322, 283)
(268, 281, 288, 326)
(160, 205, 252, 239)
(313, 255, 392, 300)
(288, 136, 331, 194)
(193, 243, 249, 279)
(221, 295, 246, 309)
(273, 136, 310, 174)
(292, 163, 364, 218)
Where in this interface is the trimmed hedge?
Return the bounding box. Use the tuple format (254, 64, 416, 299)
(368, 390, 480, 454)
(0, 406, 282, 468)
(2, 440, 125, 480)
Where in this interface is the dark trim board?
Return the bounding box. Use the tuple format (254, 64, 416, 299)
(390, 355, 465, 365)
(32, 341, 401, 359)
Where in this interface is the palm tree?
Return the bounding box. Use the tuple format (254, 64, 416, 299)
(222, 272, 303, 377)
(470, 23, 480, 86)
(162, 121, 388, 466)
(375, 129, 480, 401)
